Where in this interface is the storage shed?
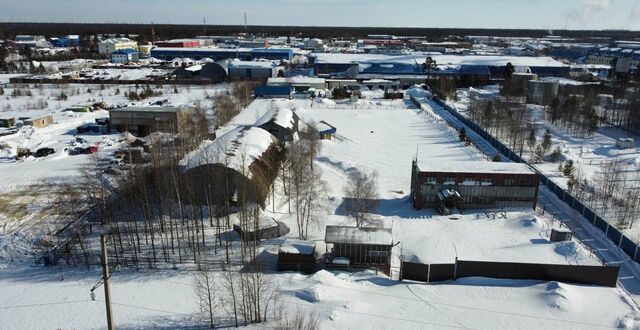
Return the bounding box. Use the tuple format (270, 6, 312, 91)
(233, 216, 284, 241)
(277, 239, 317, 274)
(0, 117, 16, 128)
(325, 225, 393, 273)
(24, 115, 53, 128)
(616, 138, 635, 149)
(317, 121, 337, 140)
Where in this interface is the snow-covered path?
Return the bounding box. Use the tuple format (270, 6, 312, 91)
(409, 88, 640, 306)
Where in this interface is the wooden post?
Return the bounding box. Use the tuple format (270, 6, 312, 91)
(100, 234, 115, 330)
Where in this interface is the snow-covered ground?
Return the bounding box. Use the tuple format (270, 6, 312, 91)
(454, 87, 640, 241)
(1, 265, 638, 330)
(1, 91, 638, 329)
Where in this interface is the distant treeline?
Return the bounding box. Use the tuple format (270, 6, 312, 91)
(1, 22, 639, 42)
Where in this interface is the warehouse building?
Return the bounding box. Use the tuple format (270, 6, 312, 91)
(110, 49, 140, 63)
(150, 47, 294, 61)
(98, 38, 138, 56)
(410, 159, 539, 214)
(228, 61, 280, 80)
(155, 39, 201, 48)
(180, 126, 282, 209)
(109, 106, 193, 136)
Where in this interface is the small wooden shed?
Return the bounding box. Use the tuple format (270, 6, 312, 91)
(277, 239, 317, 274)
(24, 115, 53, 128)
(325, 225, 393, 273)
(0, 117, 16, 128)
(233, 216, 283, 242)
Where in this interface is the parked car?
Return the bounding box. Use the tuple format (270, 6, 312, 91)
(84, 146, 98, 154)
(34, 147, 55, 158)
(69, 147, 85, 155)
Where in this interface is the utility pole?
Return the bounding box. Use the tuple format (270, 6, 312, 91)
(100, 234, 115, 330)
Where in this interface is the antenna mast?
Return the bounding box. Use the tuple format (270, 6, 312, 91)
(244, 13, 247, 33)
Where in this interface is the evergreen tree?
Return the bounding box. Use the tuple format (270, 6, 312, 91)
(541, 129, 552, 154)
(526, 129, 537, 150)
(549, 146, 562, 162)
(562, 160, 575, 177)
(458, 127, 467, 142)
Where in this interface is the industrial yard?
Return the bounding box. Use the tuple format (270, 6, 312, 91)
(1, 4, 640, 329)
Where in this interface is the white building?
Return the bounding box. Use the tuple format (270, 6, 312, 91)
(110, 49, 140, 63)
(98, 38, 139, 56)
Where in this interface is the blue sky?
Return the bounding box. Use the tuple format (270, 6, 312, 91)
(1, 0, 638, 30)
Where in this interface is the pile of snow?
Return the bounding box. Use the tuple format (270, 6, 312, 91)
(406, 84, 432, 99)
(17, 125, 36, 138)
(296, 284, 325, 302)
(542, 282, 572, 311)
(319, 98, 336, 105)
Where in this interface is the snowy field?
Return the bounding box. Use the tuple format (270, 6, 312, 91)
(1, 92, 639, 329)
(1, 265, 638, 330)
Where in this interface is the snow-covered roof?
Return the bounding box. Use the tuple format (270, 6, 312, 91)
(311, 53, 568, 68)
(325, 226, 393, 245)
(181, 126, 277, 175)
(228, 60, 278, 69)
(539, 77, 599, 86)
(279, 239, 316, 255)
(316, 120, 336, 134)
(415, 160, 535, 175)
(268, 77, 325, 85)
(255, 107, 295, 129)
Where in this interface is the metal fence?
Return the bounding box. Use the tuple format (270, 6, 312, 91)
(425, 96, 640, 264)
(400, 259, 620, 287)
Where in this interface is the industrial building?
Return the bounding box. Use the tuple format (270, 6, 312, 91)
(310, 53, 569, 79)
(180, 126, 283, 209)
(98, 38, 138, 56)
(49, 35, 80, 48)
(227, 61, 280, 80)
(150, 47, 294, 61)
(527, 80, 559, 105)
(110, 49, 140, 63)
(155, 39, 201, 48)
(171, 62, 228, 83)
(14, 35, 49, 48)
(267, 77, 326, 90)
(410, 159, 539, 214)
(109, 106, 193, 136)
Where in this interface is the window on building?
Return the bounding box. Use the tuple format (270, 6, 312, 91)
(424, 176, 437, 185)
(504, 178, 515, 186)
(443, 176, 456, 185)
(481, 178, 494, 186)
